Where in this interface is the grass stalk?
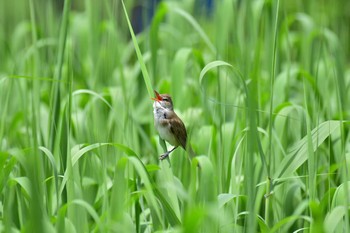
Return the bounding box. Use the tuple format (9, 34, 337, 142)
(1, 1, 349, 232)
(49, 0, 71, 151)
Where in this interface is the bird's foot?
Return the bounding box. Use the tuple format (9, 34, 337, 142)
(159, 152, 169, 160)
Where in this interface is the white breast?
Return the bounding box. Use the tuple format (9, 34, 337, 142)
(153, 104, 178, 146)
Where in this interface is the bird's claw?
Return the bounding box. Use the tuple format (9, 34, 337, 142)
(159, 153, 169, 160)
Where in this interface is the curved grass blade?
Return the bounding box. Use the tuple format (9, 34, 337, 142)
(56, 199, 104, 232)
(10, 177, 31, 198)
(199, 60, 247, 96)
(39, 146, 60, 212)
(171, 48, 193, 102)
(324, 206, 347, 233)
(60, 143, 136, 195)
(274, 120, 344, 179)
(73, 89, 114, 111)
(171, 7, 215, 53)
(121, 0, 153, 98)
(71, 199, 104, 232)
(150, 2, 168, 77)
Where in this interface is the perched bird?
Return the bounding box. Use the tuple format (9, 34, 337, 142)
(152, 90, 194, 160)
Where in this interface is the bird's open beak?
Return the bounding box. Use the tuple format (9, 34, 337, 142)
(151, 90, 162, 102)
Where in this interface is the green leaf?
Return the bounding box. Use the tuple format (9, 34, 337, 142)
(171, 7, 215, 53)
(150, 2, 168, 77)
(324, 206, 347, 233)
(10, 177, 31, 198)
(0, 152, 16, 193)
(73, 89, 113, 111)
(121, 0, 153, 98)
(274, 120, 343, 179)
(39, 146, 60, 211)
(218, 193, 242, 208)
(71, 199, 103, 232)
(60, 143, 137, 196)
(171, 48, 193, 102)
(331, 181, 350, 208)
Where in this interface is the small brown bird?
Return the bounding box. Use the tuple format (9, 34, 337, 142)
(152, 90, 194, 160)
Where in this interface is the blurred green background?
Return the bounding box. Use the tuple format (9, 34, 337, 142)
(1, 0, 350, 232)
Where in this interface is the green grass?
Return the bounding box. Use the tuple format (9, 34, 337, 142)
(1, 0, 350, 232)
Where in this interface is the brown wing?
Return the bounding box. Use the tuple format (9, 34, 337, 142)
(169, 114, 187, 149)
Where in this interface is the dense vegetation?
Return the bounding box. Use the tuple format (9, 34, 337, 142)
(1, 0, 350, 232)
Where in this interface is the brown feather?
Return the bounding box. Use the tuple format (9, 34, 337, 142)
(169, 113, 187, 149)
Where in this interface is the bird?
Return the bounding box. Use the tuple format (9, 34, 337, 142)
(152, 90, 195, 160)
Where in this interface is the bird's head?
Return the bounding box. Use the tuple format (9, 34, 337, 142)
(152, 90, 173, 110)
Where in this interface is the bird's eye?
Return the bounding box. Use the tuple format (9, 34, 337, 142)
(163, 98, 168, 102)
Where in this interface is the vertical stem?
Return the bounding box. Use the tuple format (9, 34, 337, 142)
(28, 0, 46, 231)
(266, 0, 280, 227)
(49, 0, 71, 151)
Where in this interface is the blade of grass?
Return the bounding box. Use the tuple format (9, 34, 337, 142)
(121, 0, 153, 98)
(274, 120, 344, 179)
(324, 206, 347, 233)
(266, 0, 279, 226)
(27, 0, 49, 230)
(150, 2, 168, 79)
(171, 6, 215, 54)
(49, 0, 71, 150)
(39, 146, 60, 213)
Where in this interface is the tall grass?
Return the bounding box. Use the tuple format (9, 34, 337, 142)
(0, 0, 349, 232)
